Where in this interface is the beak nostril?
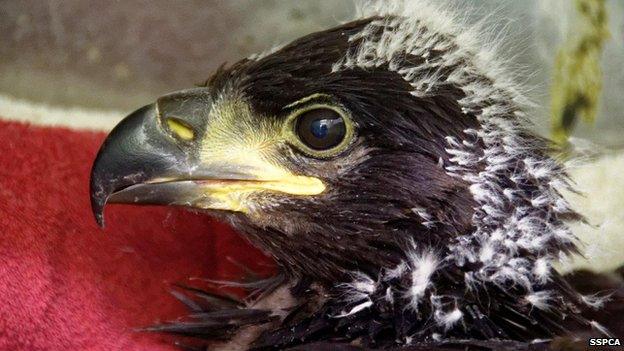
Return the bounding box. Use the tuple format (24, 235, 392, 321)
(156, 87, 211, 142)
(165, 117, 195, 141)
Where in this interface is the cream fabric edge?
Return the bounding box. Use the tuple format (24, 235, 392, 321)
(0, 93, 123, 131)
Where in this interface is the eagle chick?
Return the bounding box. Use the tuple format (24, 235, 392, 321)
(90, 1, 614, 349)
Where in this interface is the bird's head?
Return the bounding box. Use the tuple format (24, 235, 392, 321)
(90, 20, 475, 283)
(91, 1, 577, 304)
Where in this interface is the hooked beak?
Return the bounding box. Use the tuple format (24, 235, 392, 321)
(90, 88, 325, 227)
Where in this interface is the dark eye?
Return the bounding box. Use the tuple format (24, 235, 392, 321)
(295, 108, 346, 150)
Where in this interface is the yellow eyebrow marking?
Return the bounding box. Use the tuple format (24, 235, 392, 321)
(283, 93, 333, 109)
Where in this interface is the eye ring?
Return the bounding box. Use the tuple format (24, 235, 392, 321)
(282, 103, 355, 158)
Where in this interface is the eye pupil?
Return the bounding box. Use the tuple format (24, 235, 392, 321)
(295, 108, 346, 151)
(311, 119, 329, 139)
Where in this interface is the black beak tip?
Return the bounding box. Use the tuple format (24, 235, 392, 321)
(88, 105, 151, 229)
(88, 102, 183, 229)
(90, 183, 108, 228)
(93, 205, 106, 228)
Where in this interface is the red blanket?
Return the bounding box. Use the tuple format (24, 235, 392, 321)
(0, 120, 273, 350)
